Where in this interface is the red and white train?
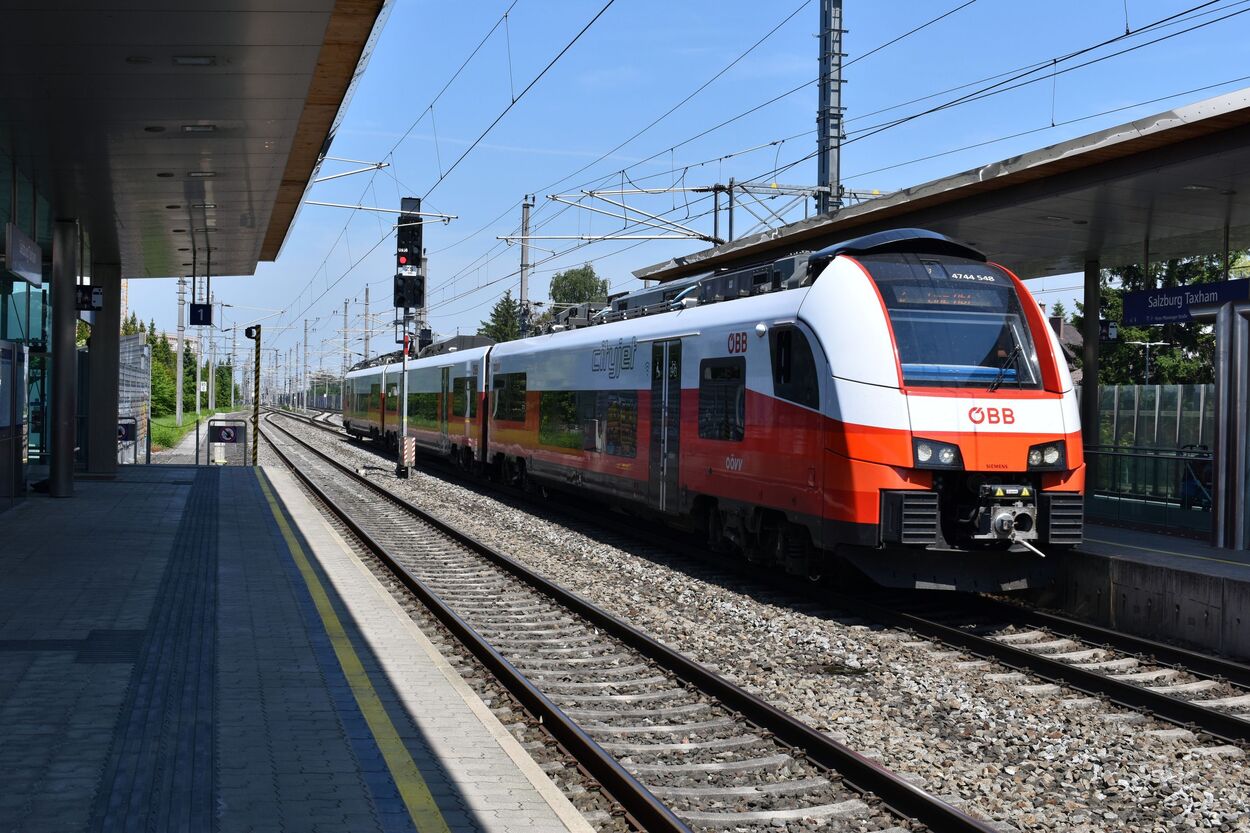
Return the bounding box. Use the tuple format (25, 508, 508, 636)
(343, 229, 1084, 590)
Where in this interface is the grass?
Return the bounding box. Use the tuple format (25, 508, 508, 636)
(150, 408, 238, 450)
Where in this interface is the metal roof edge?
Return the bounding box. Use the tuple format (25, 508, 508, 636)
(634, 86, 1250, 282)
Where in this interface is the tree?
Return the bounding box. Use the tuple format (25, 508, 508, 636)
(122, 312, 141, 336)
(75, 319, 90, 348)
(549, 264, 609, 306)
(150, 360, 176, 417)
(478, 290, 522, 343)
(1049, 300, 1067, 320)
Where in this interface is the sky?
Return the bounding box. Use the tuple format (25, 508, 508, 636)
(127, 0, 1250, 370)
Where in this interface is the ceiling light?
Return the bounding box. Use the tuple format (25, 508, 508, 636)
(187, 171, 216, 178)
(1042, 215, 1068, 221)
(1183, 184, 1215, 191)
(194, 227, 214, 232)
(144, 126, 166, 133)
(156, 172, 174, 178)
(125, 55, 152, 65)
(192, 203, 217, 209)
(1220, 189, 1238, 196)
(173, 55, 216, 66)
(181, 124, 217, 134)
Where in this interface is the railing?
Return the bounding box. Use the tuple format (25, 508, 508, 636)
(1084, 444, 1213, 536)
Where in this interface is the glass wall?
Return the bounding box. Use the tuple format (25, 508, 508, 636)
(1082, 383, 1215, 536)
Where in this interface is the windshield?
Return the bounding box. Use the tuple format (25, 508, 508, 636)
(859, 253, 1041, 389)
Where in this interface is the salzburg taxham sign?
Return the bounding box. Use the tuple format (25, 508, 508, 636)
(1121, 279, 1250, 326)
(4, 223, 42, 286)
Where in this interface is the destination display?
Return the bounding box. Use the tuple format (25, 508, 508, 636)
(1122, 278, 1250, 325)
(892, 285, 1004, 308)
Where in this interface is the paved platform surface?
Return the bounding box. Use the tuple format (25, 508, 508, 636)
(0, 465, 591, 833)
(1079, 522, 1250, 579)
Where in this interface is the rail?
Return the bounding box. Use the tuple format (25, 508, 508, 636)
(261, 410, 1000, 833)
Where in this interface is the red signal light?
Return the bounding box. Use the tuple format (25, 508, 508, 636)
(398, 255, 408, 265)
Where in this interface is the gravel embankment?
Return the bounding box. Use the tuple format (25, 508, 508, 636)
(269, 420, 1250, 833)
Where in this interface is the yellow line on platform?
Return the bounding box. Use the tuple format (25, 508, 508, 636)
(257, 470, 451, 833)
(1084, 536, 1250, 569)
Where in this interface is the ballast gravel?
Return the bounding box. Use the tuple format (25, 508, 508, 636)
(275, 420, 1250, 832)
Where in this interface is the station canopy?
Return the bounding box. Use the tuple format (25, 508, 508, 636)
(0, 0, 387, 279)
(635, 88, 1250, 283)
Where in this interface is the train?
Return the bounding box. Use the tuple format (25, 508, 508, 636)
(343, 228, 1084, 591)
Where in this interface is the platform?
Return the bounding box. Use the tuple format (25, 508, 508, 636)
(1038, 523, 1250, 661)
(0, 465, 591, 833)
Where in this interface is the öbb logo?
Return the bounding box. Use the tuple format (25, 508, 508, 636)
(968, 406, 1014, 425)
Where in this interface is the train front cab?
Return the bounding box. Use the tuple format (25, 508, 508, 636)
(802, 237, 1085, 591)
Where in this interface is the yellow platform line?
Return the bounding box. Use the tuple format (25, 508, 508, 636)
(258, 470, 451, 833)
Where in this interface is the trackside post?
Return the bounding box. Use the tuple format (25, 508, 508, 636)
(245, 324, 262, 466)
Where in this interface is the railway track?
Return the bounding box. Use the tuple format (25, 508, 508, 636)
(270, 408, 1250, 752)
(259, 412, 998, 833)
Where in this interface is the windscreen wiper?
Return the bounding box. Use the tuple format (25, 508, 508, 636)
(988, 344, 1022, 392)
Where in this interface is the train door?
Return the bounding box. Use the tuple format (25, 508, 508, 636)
(649, 339, 682, 512)
(439, 367, 450, 451)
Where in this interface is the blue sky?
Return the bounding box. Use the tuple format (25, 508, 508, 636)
(128, 0, 1250, 369)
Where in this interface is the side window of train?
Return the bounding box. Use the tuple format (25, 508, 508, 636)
(698, 357, 746, 441)
(769, 326, 820, 409)
(493, 372, 527, 421)
(452, 376, 476, 418)
(604, 391, 637, 458)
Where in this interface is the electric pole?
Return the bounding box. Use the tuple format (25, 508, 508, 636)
(194, 334, 202, 415)
(363, 286, 371, 361)
(175, 277, 185, 426)
(207, 291, 216, 411)
(342, 299, 349, 409)
(816, 0, 844, 214)
(303, 319, 311, 411)
(519, 194, 534, 337)
(231, 326, 237, 409)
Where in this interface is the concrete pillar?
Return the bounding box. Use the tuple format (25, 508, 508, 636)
(49, 220, 79, 497)
(1080, 259, 1100, 444)
(86, 263, 121, 475)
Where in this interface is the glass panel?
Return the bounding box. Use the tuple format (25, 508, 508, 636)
(1156, 385, 1180, 450)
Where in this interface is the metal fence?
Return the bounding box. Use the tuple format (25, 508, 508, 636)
(118, 334, 150, 464)
(1080, 384, 1216, 536)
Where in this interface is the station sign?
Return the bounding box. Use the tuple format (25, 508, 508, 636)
(4, 223, 42, 286)
(190, 302, 213, 326)
(1122, 279, 1250, 325)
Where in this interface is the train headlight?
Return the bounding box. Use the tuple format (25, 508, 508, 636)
(913, 437, 963, 469)
(1027, 441, 1066, 470)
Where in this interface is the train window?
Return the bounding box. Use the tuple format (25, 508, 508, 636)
(539, 391, 581, 449)
(493, 372, 527, 422)
(452, 376, 477, 418)
(698, 358, 746, 441)
(385, 384, 399, 414)
(769, 326, 820, 409)
(407, 391, 440, 429)
(604, 392, 637, 458)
